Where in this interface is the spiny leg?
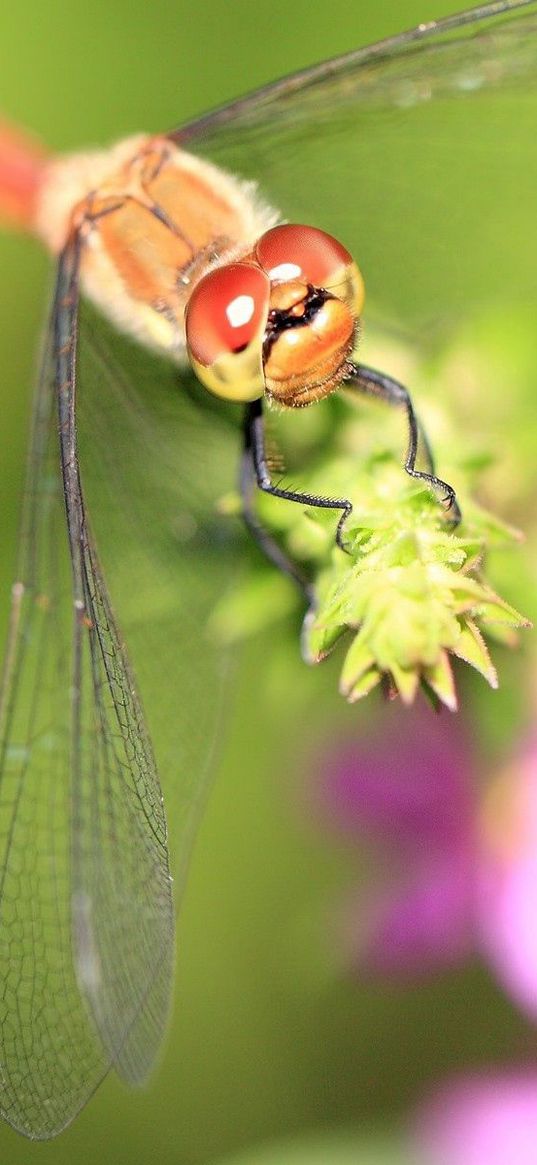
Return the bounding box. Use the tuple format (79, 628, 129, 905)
(240, 441, 314, 605)
(344, 362, 461, 525)
(241, 399, 353, 599)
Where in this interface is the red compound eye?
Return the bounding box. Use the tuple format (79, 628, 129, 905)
(256, 224, 365, 317)
(185, 263, 270, 401)
(256, 224, 351, 285)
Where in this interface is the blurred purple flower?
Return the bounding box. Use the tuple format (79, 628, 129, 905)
(414, 1071, 537, 1165)
(317, 704, 537, 1015)
(478, 743, 537, 1018)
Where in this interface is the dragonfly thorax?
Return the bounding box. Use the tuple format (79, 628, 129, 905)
(34, 134, 279, 361)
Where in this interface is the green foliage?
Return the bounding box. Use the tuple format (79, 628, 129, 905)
(215, 360, 530, 711)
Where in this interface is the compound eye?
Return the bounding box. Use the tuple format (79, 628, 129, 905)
(256, 223, 365, 318)
(185, 263, 270, 401)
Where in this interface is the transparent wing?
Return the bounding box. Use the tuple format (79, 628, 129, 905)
(173, 1, 537, 341)
(0, 237, 238, 1138)
(0, 258, 114, 1136)
(56, 239, 177, 1085)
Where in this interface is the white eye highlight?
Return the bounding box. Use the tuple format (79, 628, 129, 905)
(267, 261, 302, 282)
(226, 293, 256, 329)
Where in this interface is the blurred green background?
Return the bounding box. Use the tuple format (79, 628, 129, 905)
(0, 2, 537, 1162)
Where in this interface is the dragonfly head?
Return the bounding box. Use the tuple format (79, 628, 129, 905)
(185, 224, 364, 407)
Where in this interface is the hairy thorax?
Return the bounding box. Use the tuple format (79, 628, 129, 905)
(34, 134, 279, 360)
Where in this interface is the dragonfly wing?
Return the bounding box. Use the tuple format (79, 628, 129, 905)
(70, 244, 241, 1055)
(0, 259, 112, 1137)
(173, 2, 537, 340)
(175, 1, 537, 144)
(0, 234, 239, 1136)
(55, 240, 175, 1088)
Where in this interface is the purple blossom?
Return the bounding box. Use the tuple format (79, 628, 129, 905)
(414, 1071, 537, 1165)
(317, 704, 537, 1015)
(477, 743, 537, 1018)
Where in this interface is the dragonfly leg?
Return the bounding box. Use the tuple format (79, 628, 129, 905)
(240, 442, 313, 603)
(344, 362, 461, 525)
(241, 399, 352, 596)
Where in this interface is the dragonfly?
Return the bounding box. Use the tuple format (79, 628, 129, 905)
(0, 0, 536, 1140)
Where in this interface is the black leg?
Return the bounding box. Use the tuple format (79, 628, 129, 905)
(345, 362, 461, 524)
(240, 432, 314, 603)
(241, 399, 353, 597)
